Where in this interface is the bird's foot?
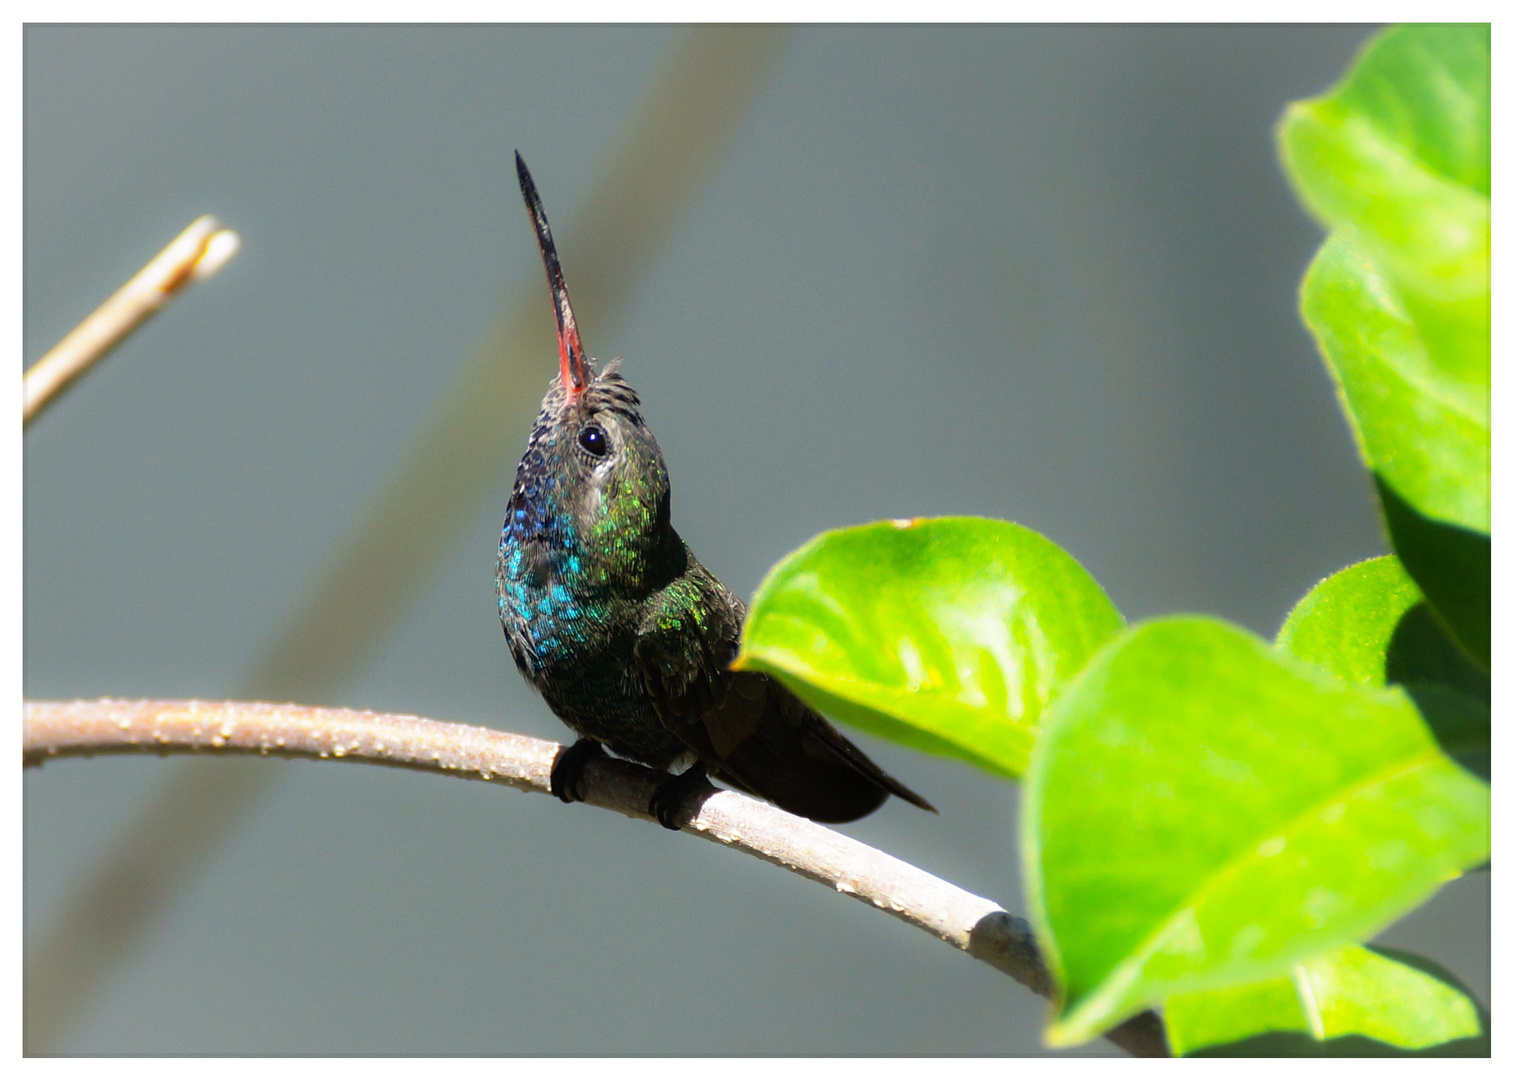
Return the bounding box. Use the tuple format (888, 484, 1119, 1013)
(550, 739, 606, 803)
(648, 765, 713, 831)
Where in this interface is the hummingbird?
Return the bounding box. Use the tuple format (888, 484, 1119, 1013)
(497, 153, 934, 829)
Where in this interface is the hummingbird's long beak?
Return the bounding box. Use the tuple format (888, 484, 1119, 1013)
(515, 151, 591, 403)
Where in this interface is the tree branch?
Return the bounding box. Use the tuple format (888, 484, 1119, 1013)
(24, 698, 1168, 1056)
(22, 216, 240, 426)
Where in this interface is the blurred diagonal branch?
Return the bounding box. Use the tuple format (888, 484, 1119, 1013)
(23, 25, 790, 1053)
(22, 215, 240, 425)
(247, 25, 788, 702)
(23, 699, 1169, 1058)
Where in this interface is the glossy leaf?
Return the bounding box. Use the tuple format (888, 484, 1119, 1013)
(1375, 473, 1489, 668)
(1164, 945, 1481, 1056)
(1280, 23, 1489, 382)
(1277, 556, 1488, 777)
(1022, 617, 1490, 1046)
(1276, 556, 1421, 686)
(1281, 24, 1490, 664)
(1299, 234, 1487, 536)
(736, 517, 1123, 778)
(1184, 947, 1490, 1057)
(1278, 553, 1488, 701)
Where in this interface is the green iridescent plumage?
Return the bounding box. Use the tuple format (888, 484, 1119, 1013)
(497, 154, 933, 827)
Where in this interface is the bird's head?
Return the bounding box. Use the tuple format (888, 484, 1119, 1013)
(511, 153, 673, 579)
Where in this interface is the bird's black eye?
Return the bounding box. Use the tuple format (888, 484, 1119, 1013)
(578, 423, 609, 457)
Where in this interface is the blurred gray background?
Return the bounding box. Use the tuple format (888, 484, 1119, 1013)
(23, 24, 1486, 1055)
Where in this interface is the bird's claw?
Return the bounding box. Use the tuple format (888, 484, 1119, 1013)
(648, 767, 711, 831)
(550, 739, 606, 803)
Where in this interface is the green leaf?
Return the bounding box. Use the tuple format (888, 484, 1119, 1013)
(1022, 617, 1490, 1046)
(1276, 553, 1488, 698)
(1299, 234, 1487, 535)
(1277, 556, 1489, 778)
(1280, 24, 1489, 372)
(1185, 948, 1490, 1057)
(1299, 232, 1489, 664)
(1276, 556, 1422, 686)
(1280, 24, 1490, 663)
(735, 516, 1123, 778)
(1375, 473, 1489, 668)
(1165, 945, 1482, 1056)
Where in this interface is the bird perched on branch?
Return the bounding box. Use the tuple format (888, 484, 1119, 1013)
(497, 153, 933, 829)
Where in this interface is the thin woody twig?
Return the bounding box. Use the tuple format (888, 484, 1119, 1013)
(23, 698, 1169, 1057)
(22, 216, 240, 425)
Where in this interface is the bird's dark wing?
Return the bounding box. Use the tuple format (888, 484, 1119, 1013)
(699, 669, 935, 822)
(634, 565, 934, 823)
(632, 566, 747, 740)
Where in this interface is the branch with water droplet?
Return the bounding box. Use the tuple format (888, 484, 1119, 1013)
(22, 697, 1168, 1056)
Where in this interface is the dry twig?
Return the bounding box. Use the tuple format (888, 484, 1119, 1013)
(22, 216, 239, 425)
(24, 698, 1168, 1057)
